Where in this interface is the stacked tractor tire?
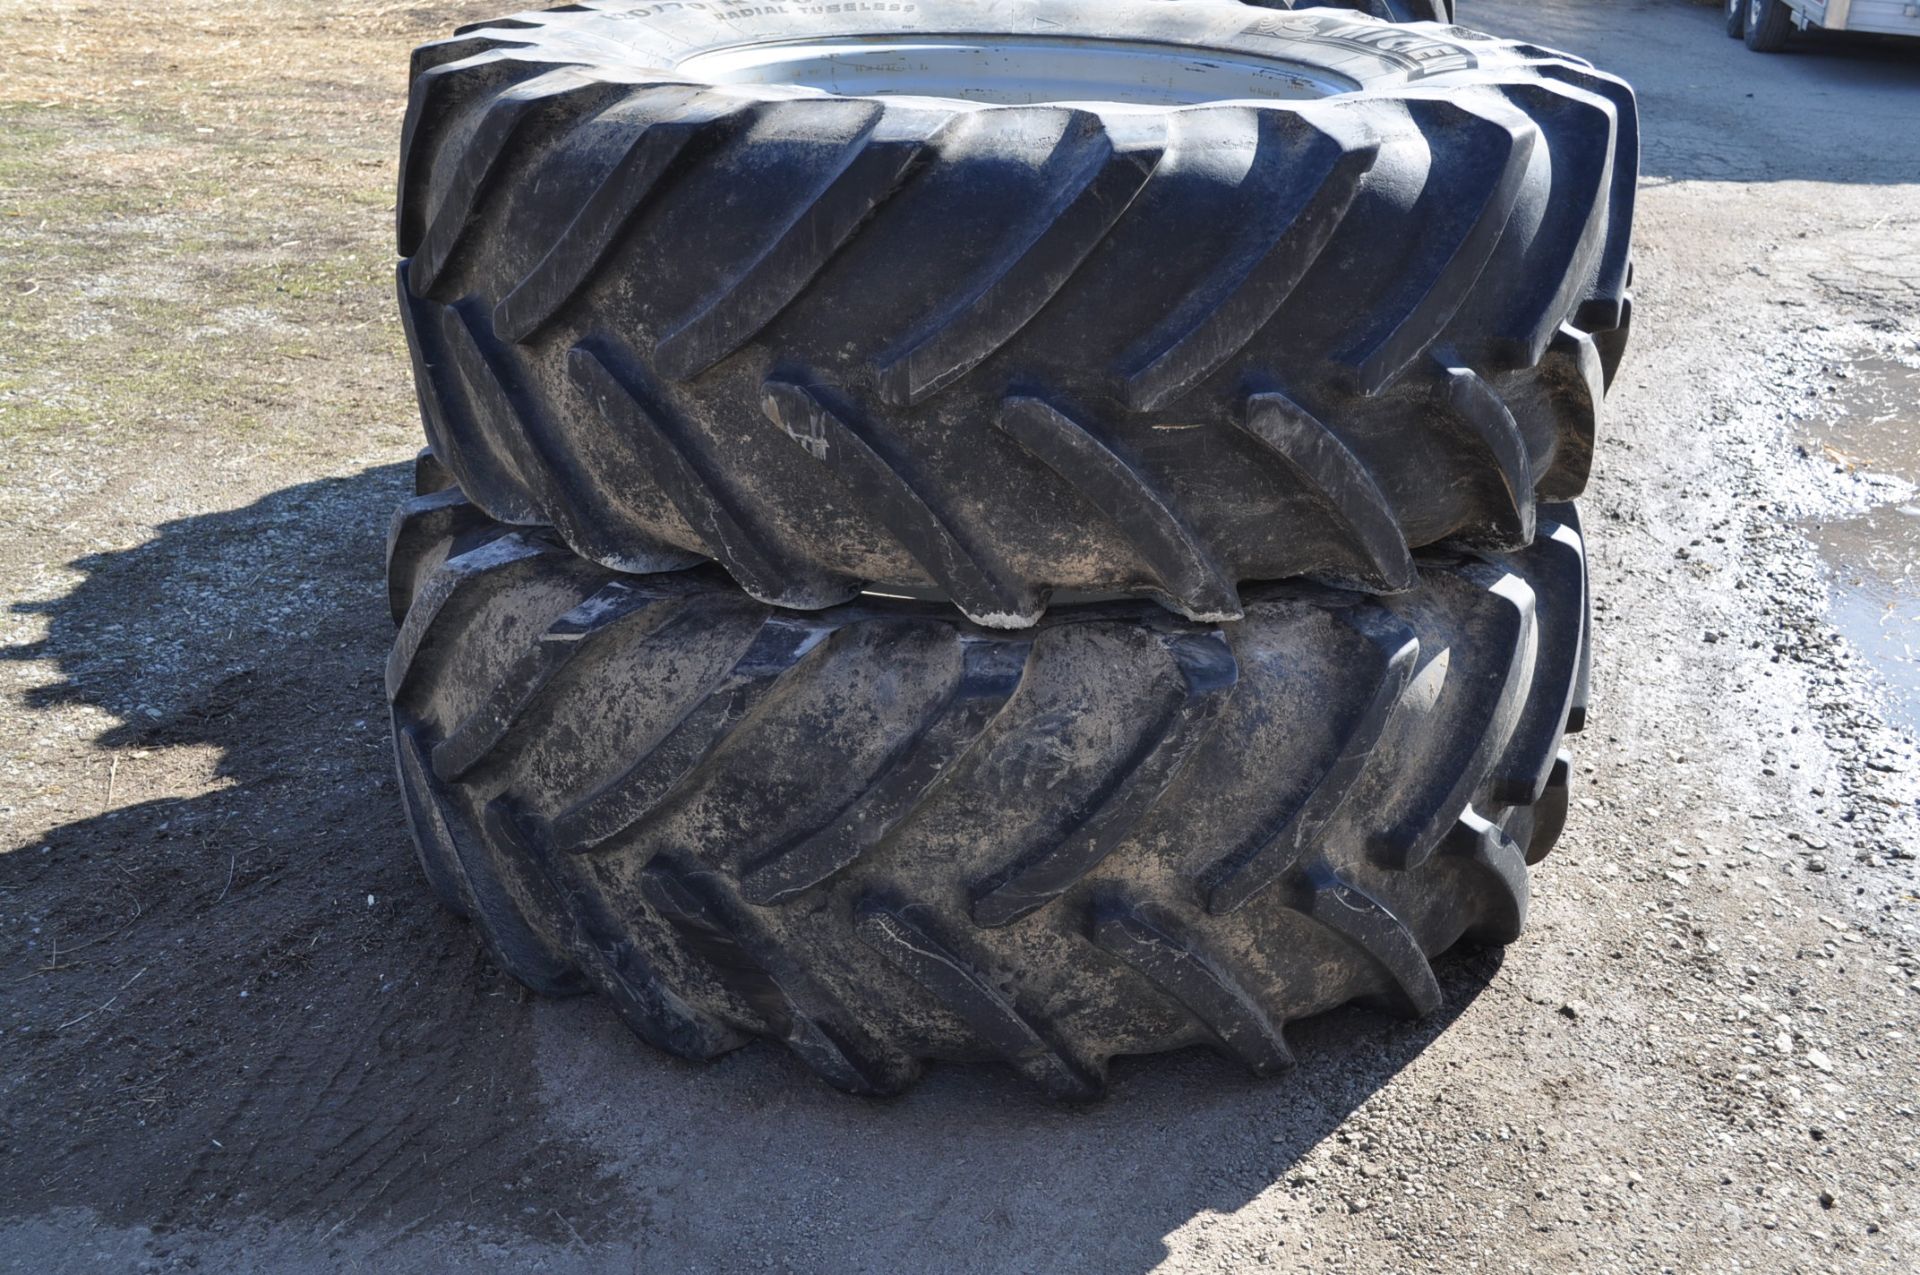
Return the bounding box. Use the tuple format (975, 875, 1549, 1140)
(388, 0, 1635, 1098)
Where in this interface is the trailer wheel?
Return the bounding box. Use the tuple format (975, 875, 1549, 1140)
(1745, 0, 1793, 50)
(1725, 0, 1747, 38)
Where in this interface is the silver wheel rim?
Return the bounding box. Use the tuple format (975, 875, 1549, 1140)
(672, 36, 1362, 107)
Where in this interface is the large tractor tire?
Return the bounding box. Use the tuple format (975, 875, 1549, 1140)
(397, 0, 1634, 628)
(386, 464, 1589, 1098)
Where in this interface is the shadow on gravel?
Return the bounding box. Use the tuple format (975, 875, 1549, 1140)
(0, 465, 1502, 1271)
(0, 465, 621, 1252)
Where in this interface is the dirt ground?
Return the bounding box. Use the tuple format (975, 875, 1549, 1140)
(1, 0, 1917, 1270)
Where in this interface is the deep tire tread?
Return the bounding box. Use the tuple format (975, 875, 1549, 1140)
(388, 484, 1590, 1096)
(1289, 858, 1443, 1020)
(739, 637, 1032, 905)
(761, 381, 1042, 626)
(1201, 605, 1420, 915)
(970, 630, 1236, 927)
(396, 6, 1635, 626)
(641, 858, 918, 1094)
(854, 898, 1102, 1101)
(1090, 896, 1296, 1075)
(1335, 97, 1537, 394)
(877, 115, 1162, 408)
(1120, 110, 1378, 412)
(998, 397, 1242, 621)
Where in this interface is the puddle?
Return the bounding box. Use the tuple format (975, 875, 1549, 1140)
(1808, 508, 1920, 730)
(1800, 358, 1920, 733)
(1803, 358, 1920, 485)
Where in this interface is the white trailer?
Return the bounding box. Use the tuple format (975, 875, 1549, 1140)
(1728, 0, 1920, 51)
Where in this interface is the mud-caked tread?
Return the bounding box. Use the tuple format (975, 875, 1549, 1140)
(395, 0, 1634, 627)
(388, 481, 1591, 1097)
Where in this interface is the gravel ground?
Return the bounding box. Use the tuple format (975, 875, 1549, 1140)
(1, 1, 1917, 1272)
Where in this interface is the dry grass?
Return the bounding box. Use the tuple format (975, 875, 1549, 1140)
(0, 0, 501, 504)
(0, 0, 495, 845)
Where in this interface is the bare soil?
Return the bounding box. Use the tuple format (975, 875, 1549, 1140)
(1, 1, 1917, 1272)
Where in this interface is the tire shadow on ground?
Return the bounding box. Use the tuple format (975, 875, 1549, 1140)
(0, 463, 1503, 1272)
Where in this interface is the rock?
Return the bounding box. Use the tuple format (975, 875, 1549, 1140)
(1807, 1049, 1834, 1073)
